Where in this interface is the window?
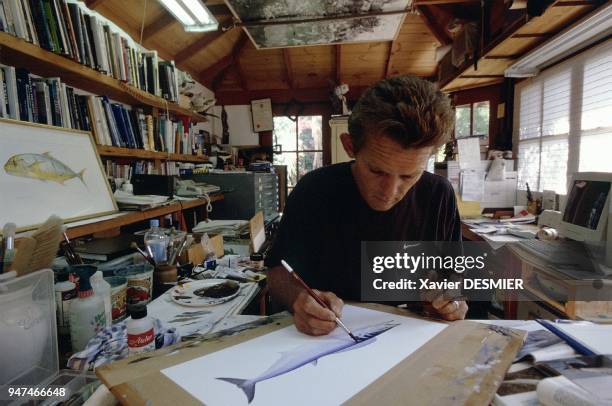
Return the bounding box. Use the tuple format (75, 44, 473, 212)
(515, 41, 612, 194)
(273, 116, 323, 192)
(454, 101, 490, 141)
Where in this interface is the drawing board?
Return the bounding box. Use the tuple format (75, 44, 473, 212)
(161, 305, 447, 405)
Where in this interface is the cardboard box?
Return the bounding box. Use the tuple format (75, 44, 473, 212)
(96, 304, 525, 405)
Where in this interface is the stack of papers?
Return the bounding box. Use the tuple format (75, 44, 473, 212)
(113, 190, 170, 210)
(192, 220, 249, 237)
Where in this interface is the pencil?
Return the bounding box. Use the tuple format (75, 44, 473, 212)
(281, 259, 359, 343)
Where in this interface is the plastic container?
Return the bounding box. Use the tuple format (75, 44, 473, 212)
(54, 270, 77, 336)
(0, 269, 98, 401)
(144, 219, 169, 264)
(91, 271, 112, 328)
(127, 305, 155, 355)
(105, 276, 128, 322)
(114, 264, 155, 306)
(69, 266, 107, 352)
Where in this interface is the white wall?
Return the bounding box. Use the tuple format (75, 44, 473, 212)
(198, 105, 259, 146)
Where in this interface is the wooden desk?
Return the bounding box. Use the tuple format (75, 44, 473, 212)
(461, 221, 484, 241)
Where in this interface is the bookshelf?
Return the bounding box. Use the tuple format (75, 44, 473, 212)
(96, 145, 209, 162)
(65, 195, 224, 239)
(0, 31, 207, 122)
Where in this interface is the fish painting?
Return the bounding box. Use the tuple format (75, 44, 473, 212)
(217, 321, 399, 403)
(4, 153, 85, 185)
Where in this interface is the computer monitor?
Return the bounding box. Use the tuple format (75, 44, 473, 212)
(560, 172, 611, 242)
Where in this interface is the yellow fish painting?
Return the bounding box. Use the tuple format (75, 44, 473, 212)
(4, 152, 86, 185)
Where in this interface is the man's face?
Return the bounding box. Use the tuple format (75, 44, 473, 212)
(344, 134, 432, 211)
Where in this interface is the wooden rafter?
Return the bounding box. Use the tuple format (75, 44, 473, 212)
(335, 44, 342, 84)
(231, 32, 249, 90)
(141, 13, 176, 42)
(174, 29, 226, 65)
(201, 32, 248, 90)
(282, 49, 294, 89)
(200, 54, 233, 87)
(385, 40, 400, 78)
(85, 0, 107, 10)
(416, 5, 451, 46)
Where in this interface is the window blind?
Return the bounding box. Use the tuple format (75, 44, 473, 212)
(514, 40, 612, 195)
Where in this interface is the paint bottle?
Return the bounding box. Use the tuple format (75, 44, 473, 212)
(127, 304, 155, 355)
(54, 271, 77, 336)
(69, 267, 106, 352)
(91, 271, 112, 328)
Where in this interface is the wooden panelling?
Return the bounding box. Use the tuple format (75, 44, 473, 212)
(442, 2, 598, 92)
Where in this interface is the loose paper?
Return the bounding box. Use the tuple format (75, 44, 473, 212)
(457, 137, 481, 170)
(161, 305, 446, 406)
(460, 171, 485, 202)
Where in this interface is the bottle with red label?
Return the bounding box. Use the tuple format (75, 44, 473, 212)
(127, 304, 155, 355)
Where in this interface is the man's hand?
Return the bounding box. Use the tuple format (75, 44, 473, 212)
(425, 295, 468, 321)
(292, 289, 344, 336)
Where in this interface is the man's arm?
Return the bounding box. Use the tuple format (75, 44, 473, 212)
(268, 265, 344, 335)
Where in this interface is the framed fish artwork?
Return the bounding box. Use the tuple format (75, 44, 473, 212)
(0, 118, 117, 231)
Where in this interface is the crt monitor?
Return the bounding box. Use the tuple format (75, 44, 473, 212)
(560, 172, 611, 242)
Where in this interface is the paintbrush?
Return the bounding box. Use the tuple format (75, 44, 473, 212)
(131, 242, 156, 267)
(169, 236, 189, 265)
(26, 216, 64, 274)
(281, 259, 359, 343)
(62, 232, 82, 265)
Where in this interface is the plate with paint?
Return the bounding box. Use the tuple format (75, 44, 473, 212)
(170, 279, 241, 307)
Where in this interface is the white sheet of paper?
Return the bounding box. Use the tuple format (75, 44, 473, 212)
(552, 324, 612, 355)
(460, 171, 485, 201)
(457, 137, 481, 170)
(161, 305, 446, 406)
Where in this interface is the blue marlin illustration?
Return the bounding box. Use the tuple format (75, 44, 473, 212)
(4, 153, 85, 185)
(217, 321, 399, 403)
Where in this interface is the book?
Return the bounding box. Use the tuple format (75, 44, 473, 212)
(15, 67, 33, 122)
(0, 64, 19, 120)
(32, 79, 51, 124)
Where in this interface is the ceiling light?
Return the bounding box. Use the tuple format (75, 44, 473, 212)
(158, 0, 218, 32)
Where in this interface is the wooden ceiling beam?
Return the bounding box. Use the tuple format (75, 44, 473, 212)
(416, 5, 452, 46)
(202, 31, 248, 90)
(141, 13, 176, 42)
(174, 29, 225, 65)
(335, 44, 342, 84)
(216, 86, 370, 105)
(200, 54, 234, 87)
(85, 0, 107, 10)
(385, 40, 400, 78)
(282, 49, 294, 89)
(231, 32, 249, 90)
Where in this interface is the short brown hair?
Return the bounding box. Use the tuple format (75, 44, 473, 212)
(348, 76, 453, 152)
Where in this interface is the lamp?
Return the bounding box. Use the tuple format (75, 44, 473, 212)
(158, 0, 219, 32)
(505, 3, 612, 78)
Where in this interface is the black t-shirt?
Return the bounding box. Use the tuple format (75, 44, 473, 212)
(265, 162, 461, 301)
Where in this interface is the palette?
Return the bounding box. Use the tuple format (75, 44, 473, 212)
(171, 279, 241, 307)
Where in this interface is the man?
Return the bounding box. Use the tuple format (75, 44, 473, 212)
(266, 76, 468, 336)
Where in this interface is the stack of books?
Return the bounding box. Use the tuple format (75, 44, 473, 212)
(0, 0, 179, 102)
(0, 62, 196, 154)
(104, 160, 186, 179)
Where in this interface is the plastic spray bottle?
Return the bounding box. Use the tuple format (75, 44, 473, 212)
(69, 266, 106, 352)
